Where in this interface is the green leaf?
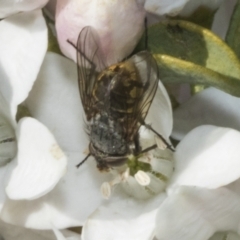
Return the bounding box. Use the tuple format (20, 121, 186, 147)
(169, 6, 216, 29)
(226, 0, 240, 59)
(154, 54, 240, 97)
(135, 20, 240, 96)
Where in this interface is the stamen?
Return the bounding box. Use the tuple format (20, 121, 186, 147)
(83, 147, 89, 155)
(138, 153, 152, 163)
(134, 170, 150, 186)
(155, 136, 167, 150)
(100, 168, 131, 199)
(121, 149, 174, 199)
(110, 174, 122, 186)
(100, 182, 111, 199)
(121, 168, 130, 181)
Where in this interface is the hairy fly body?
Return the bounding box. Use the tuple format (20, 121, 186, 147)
(70, 26, 173, 171)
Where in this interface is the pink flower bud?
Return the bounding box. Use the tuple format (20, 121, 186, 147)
(56, 0, 146, 64)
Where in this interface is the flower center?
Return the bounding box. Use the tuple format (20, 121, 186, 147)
(101, 148, 174, 199)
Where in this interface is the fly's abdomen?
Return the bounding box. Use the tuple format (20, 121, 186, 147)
(90, 114, 128, 155)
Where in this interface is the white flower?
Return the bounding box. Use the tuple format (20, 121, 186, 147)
(55, 0, 146, 65)
(0, 2, 238, 238)
(2, 52, 172, 231)
(212, 0, 237, 39)
(82, 125, 240, 240)
(1, 51, 239, 240)
(145, 0, 224, 16)
(0, 8, 67, 214)
(145, 0, 189, 16)
(155, 125, 240, 239)
(0, 0, 49, 19)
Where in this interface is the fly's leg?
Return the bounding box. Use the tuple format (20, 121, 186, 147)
(133, 132, 141, 155)
(140, 144, 157, 154)
(141, 122, 175, 152)
(76, 153, 91, 168)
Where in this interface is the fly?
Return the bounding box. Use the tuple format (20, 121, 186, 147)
(68, 26, 174, 171)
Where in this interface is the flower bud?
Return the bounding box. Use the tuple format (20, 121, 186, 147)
(56, 0, 146, 65)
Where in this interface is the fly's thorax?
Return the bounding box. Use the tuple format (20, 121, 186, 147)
(92, 62, 145, 117)
(89, 113, 128, 155)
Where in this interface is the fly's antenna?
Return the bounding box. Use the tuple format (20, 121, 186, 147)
(76, 153, 91, 168)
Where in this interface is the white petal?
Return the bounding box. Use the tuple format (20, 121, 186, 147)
(83, 190, 166, 240)
(1, 151, 111, 229)
(46, 0, 57, 18)
(134, 170, 151, 186)
(212, 0, 237, 39)
(172, 88, 240, 141)
(132, 84, 173, 151)
(26, 52, 87, 153)
(155, 186, 240, 240)
(100, 182, 112, 199)
(165, 83, 191, 104)
(169, 125, 240, 190)
(20, 52, 112, 229)
(0, 0, 48, 18)
(20, 49, 170, 229)
(145, 0, 189, 15)
(179, 0, 224, 17)
(6, 117, 67, 200)
(143, 81, 173, 145)
(0, 10, 47, 118)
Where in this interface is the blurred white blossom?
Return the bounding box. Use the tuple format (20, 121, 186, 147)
(0, 0, 49, 19)
(0, 7, 67, 226)
(145, 0, 223, 16)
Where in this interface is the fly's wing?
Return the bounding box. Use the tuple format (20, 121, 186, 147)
(76, 26, 107, 120)
(125, 51, 159, 140)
